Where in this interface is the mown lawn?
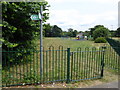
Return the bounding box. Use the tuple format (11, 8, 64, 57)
(36, 37, 107, 51)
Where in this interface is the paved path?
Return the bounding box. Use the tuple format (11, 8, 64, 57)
(88, 81, 119, 88)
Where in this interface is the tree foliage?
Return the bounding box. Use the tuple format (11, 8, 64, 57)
(89, 25, 105, 37)
(93, 26, 110, 40)
(116, 27, 120, 37)
(43, 24, 63, 37)
(66, 28, 78, 37)
(2, 2, 49, 66)
(51, 25, 62, 37)
(43, 23, 52, 37)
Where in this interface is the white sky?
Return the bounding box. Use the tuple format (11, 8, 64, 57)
(45, 0, 119, 31)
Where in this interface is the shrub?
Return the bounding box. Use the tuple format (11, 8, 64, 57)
(94, 37, 107, 43)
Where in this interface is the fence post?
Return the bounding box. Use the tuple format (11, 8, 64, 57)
(101, 46, 106, 78)
(66, 48, 71, 83)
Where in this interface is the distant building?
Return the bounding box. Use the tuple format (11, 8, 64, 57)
(76, 33, 84, 40)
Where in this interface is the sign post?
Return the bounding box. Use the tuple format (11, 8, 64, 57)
(39, 5, 43, 81)
(30, 5, 43, 81)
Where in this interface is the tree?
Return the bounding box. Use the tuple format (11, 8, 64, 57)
(43, 23, 52, 37)
(89, 25, 105, 37)
(116, 27, 120, 37)
(109, 30, 117, 37)
(67, 28, 73, 37)
(62, 31, 68, 37)
(84, 31, 90, 37)
(2, 2, 49, 65)
(51, 25, 62, 37)
(72, 30, 78, 37)
(93, 26, 110, 40)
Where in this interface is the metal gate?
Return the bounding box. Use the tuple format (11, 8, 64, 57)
(67, 47, 105, 82)
(2, 46, 106, 87)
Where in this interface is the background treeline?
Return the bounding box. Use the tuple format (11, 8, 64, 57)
(43, 24, 120, 38)
(43, 23, 78, 37)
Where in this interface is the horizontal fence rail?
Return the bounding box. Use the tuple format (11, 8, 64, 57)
(1, 46, 119, 87)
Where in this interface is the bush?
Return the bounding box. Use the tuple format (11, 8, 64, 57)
(94, 37, 107, 43)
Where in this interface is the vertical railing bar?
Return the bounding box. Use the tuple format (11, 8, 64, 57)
(45, 51, 47, 82)
(100, 47, 106, 78)
(58, 47, 60, 80)
(84, 48, 86, 79)
(71, 52, 74, 80)
(73, 53, 76, 80)
(61, 47, 63, 80)
(60, 48, 62, 80)
(110, 47, 112, 68)
(15, 52, 18, 86)
(93, 47, 96, 77)
(76, 48, 79, 80)
(52, 47, 54, 82)
(34, 50, 36, 83)
(79, 48, 81, 79)
(50, 46, 53, 81)
(97, 49, 99, 77)
(109, 47, 112, 67)
(75, 52, 77, 80)
(48, 48, 51, 81)
(78, 48, 80, 79)
(116, 46, 119, 69)
(36, 50, 39, 83)
(81, 51, 83, 80)
(73, 52, 75, 80)
(92, 48, 94, 77)
(86, 48, 88, 79)
(86, 47, 89, 79)
(98, 48, 101, 75)
(90, 48, 92, 78)
(87, 48, 89, 79)
(64, 50, 66, 80)
(114, 50, 117, 69)
(55, 50, 57, 81)
(70, 52, 73, 81)
(43, 48, 45, 83)
(106, 47, 109, 67)
(95, 48, 97, 77)
(50, 47, 52, 82)
(66, 48, 70, 83)
(113, 48, 116, 69)
(89, 48, 91, 78)
(99, 47, 102, 75)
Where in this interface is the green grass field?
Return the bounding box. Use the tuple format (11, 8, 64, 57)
(36, 37, 107, 51)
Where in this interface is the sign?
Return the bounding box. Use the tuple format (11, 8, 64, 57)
(30, 15, 39, 20)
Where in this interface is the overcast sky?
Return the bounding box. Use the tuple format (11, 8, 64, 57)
(45, 0, 119, 31)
